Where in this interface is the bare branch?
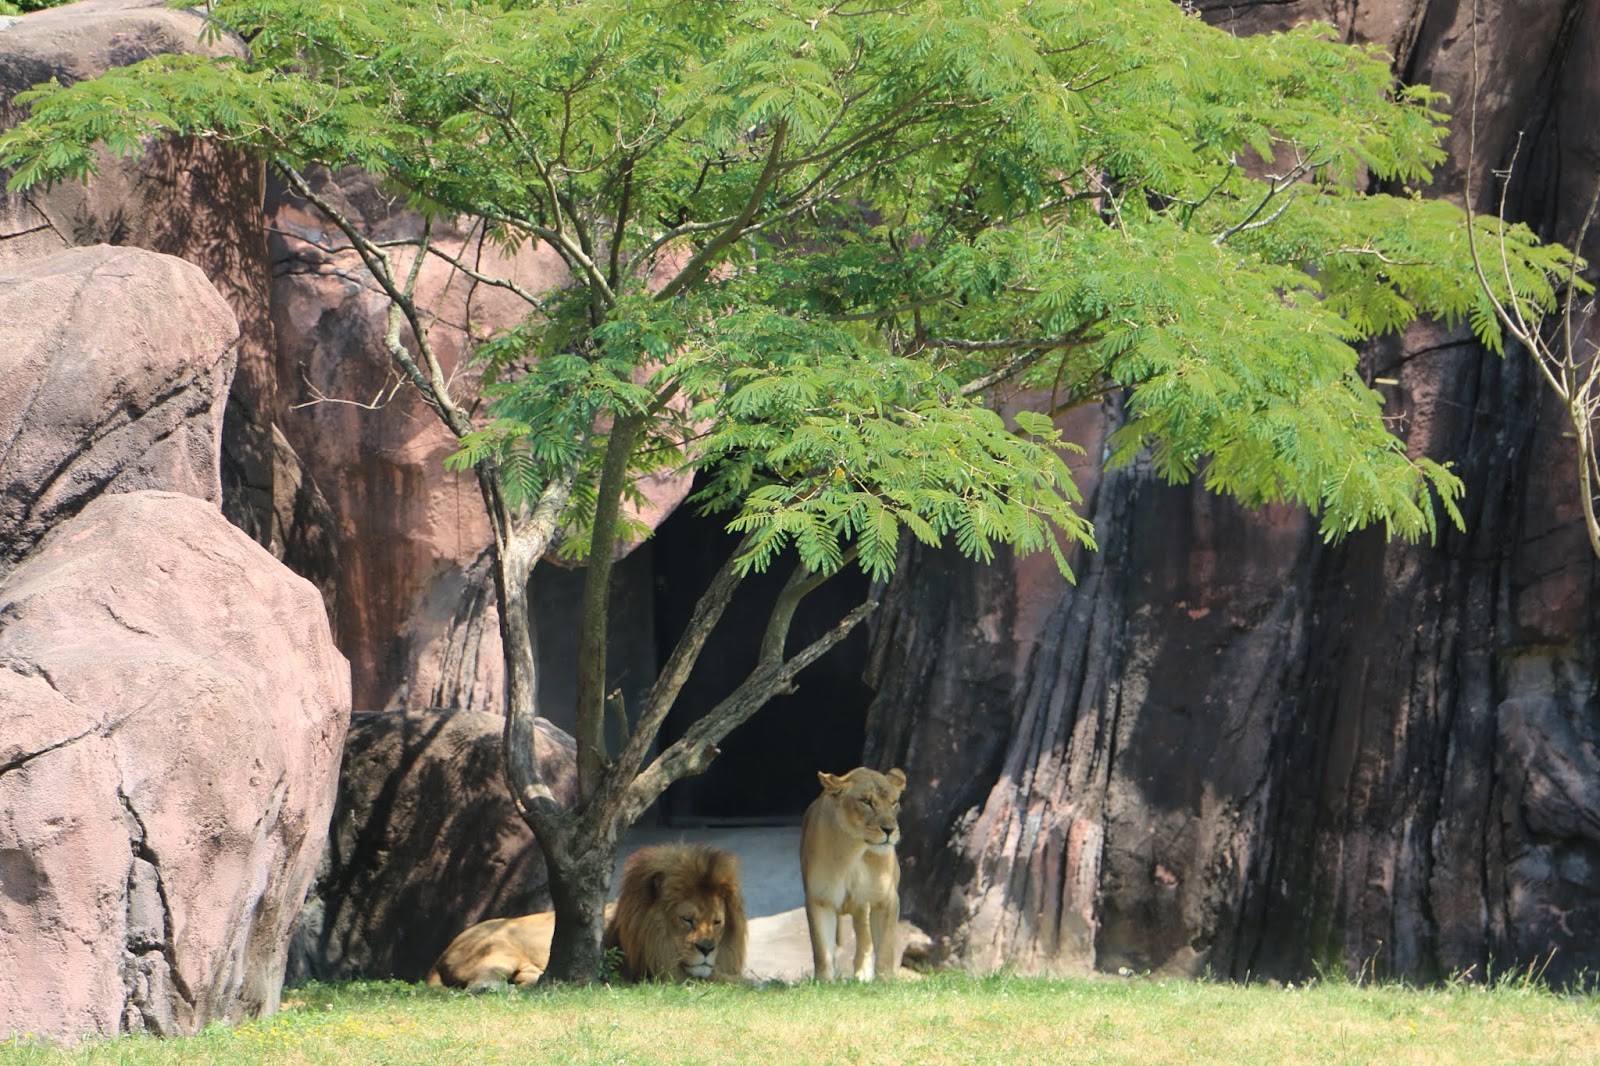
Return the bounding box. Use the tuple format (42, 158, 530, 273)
(923, 335, 1084, 353)
(758, 548, 859, 665)
(278, 164, 476, 439)
(421, 242, 555, 316)
(288, 365, 408, 411)
(958, 348, 1051, 397)
(1214, 153, 1318, 246)
(1465, 0, 1600, 559)
(606, 532, 755, 791)
(620, 597, 878, 820)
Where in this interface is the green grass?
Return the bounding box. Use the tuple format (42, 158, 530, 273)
(5, 974, 1599, 1065)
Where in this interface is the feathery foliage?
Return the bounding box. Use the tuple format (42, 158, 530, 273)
(1, 0, 1576, 564)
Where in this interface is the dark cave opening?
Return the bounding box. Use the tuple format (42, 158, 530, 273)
(650, 495, 875, 825)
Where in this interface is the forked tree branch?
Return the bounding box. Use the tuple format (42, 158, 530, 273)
(615, 597, 879, 825)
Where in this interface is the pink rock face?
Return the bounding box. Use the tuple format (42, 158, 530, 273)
(0, 245, 239, 574)
(269, 169, 693, 710)
(0, 0, 333, 608)
(0, 491, 351, 1043)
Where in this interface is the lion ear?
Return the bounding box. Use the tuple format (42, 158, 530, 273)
(818, 771, 848, 794)
(648, 869, 668, 903)
(886, 767, 907, 793)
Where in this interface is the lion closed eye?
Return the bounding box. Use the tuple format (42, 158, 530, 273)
(603, 842, 748, 983)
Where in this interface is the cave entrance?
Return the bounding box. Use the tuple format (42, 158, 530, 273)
(650, 494, 874, 825)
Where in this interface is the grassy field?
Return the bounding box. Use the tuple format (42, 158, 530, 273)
(4, 974, 1599, 1065)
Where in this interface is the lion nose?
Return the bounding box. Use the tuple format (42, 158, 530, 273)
(694, 939, 716, 955)
(881, 824, 895, 836)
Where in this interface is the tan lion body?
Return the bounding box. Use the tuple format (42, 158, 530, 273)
(800, 766, 906, 981)
(603, 842, 748, 982)
(426, 910, 558, 990)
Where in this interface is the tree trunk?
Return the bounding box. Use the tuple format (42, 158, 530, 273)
(542, 836, 619, 984)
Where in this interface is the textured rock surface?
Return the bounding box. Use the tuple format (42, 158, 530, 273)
(267, 168, 693, 714)
(0, 0, 337, 614)
(0, 491, 350, 1043)
(289, 708, 577, 982)
(865, 0, 1600, 985)
(0, 245, 238, 575)
(267, 168, 552, 713)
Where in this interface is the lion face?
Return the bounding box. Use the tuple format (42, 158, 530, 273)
(819, 767, 905, 852)
(604, 843, 748, 983)
(667, 894, 730, 979)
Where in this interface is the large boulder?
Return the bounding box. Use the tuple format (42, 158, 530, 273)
(290, 707, 577, 982)
(0, 245, 237, 576)
(0, 491, 350, 1043)
(0, 0, 338, 612)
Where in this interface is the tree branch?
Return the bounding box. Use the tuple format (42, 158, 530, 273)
(656, 120, 789, 301)
(573, 413, 647, 800)
(603, 532, 754, 795)
(1213, 154, 1319, 246)
(620, 598, 878, 821)
(278, 163, 475, 439)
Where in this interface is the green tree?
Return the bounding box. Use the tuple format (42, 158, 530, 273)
(1, 0, 1575, 983)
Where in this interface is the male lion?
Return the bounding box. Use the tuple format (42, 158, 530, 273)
(800, 765, 906, 981)
(603, 842, 748, 982)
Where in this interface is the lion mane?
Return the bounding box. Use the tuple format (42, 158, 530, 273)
(603, 842, 748, 983)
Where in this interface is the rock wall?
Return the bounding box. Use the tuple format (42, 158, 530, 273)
(866, 0, 1600, 985)
(0, 246, 350, 1043)
(0, 0, 340, 621)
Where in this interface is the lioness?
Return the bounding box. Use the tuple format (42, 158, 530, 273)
(427, 902, 626, 989)
(800, 765, 906, 981)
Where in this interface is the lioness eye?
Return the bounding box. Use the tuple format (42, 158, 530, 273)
(860, 797, 872, 807)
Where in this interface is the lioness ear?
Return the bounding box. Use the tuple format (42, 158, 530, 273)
(818, 771, 848, 795)
(886, 768, 907, 792)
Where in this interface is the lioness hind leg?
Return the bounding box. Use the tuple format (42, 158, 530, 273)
(460, 951, 526, 991)
(805, 900, 840, 981)
(509, 964, 543, 986)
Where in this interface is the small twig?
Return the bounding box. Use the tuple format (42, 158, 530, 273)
(1214, 153, 1320, 245)
(605, 687, 630, 747)
(288, 365, 409, 411)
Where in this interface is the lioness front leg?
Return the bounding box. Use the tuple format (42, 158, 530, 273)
(850, 909, 873, 981)
(805, 899, 840, 981)
(868, 897, 898, 981)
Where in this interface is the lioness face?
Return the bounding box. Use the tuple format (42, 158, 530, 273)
(822, 768, 905, 851)
(672, 897, 728, 979)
